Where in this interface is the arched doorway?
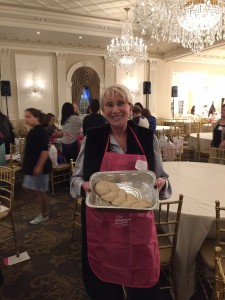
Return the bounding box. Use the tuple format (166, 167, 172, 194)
(66, 61, 105, 111)
(71, 66, 100, 114)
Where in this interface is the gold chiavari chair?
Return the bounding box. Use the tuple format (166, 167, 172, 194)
(208, 147, 225, 165)
(50, 161, 71, 195)
(196, 133, 210, 162)
(6, 142, 25, 182)
(0, 166, 19, 256)
(154, 194, 184, 300)
(197, 201, 225, 300)
(214, 246, 225, 300)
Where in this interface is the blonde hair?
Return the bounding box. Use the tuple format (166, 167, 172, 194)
(101, 84, 133, 109)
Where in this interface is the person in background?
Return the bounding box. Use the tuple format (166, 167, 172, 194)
(191, 105, 195, 115)
(0, 110, 14, 155)
(44, 113, 63, 143)
(208, 102, 216, 117)
(46, 113, 60, 131)
(142, 108, 157, 132)
(134, 102, 144, 110)
(0, 131, 6, 166)
(86, 104, 91, 115)
(211, 104, 225, 148)
(70, 84, 171, 300)
(61, 102, 83, 163)
(132, 105, 149, 129)
(22, 108, 52, 224)
(82, 99, 106, 136)
(73, 103, 80, 116)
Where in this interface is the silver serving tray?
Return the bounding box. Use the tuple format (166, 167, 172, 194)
(86, 170, 159, 211)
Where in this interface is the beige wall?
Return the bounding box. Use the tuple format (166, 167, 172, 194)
(1, 47, 225, 121)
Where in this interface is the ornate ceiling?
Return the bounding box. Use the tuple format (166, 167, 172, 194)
(0, 0, 225, 63)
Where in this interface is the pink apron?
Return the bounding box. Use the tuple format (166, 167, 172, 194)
(86, 126, 160, 288)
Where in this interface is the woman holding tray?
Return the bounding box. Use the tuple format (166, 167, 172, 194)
(70, 84, 171, 300)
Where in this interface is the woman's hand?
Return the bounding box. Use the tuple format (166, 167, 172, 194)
(33, 165, 43, 176)
(155, 178, 166, 191)
(82, 181, 91, 193)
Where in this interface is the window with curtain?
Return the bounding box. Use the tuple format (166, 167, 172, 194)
(71, 67, 100, 108)
(79, 86, 91, 115)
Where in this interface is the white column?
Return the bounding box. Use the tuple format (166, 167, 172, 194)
(56, 52, 67, 120)
(148, 59, 158, 116)
(0, 48, 17, 119)
(104, 56, 116, 91)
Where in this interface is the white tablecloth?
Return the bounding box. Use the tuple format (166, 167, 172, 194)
(156, 126, 171, 131)
(163, 161, 225, 300)
(155, 126, 175, 137)
(189, 132, 212, 152)
(189, 132, 212, 160)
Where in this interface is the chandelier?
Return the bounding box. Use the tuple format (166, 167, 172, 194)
(177, 0, 222, 32)
(133, 0, 225, 53)
(106, 7, 148, 72)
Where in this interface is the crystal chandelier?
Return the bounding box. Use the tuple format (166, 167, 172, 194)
(106, 7, 148, 73)
(177, 0, 222, 32)
(133, 0, 225, 53)
(177, 0, 224, 52)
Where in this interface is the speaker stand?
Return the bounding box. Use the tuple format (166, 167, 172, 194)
(5, 96, 9, 118)
(172, 97, 175, 119)
(146, 94, 149, 109)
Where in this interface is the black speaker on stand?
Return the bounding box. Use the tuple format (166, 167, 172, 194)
(1, 80, 11, 117)
(171, 86, 178, 119)
(143, 81, 151, 108)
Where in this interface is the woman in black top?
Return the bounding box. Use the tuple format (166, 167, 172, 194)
(211, 104, 225, 148)
(82, 99, 105, 136)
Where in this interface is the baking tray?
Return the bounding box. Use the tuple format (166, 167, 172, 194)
(86, 170, 159, 211)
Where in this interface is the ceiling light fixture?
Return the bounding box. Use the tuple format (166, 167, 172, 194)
(134, 0, 225, 53)
(106, 7, 148, 73)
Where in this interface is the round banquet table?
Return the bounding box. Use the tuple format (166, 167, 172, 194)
(163, 161, 225, 300)
(155, 126, 174, 137)
(189, 132, 212, 151)
(189, 132, 212, 160)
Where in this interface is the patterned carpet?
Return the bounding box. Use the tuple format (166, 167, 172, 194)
(0, 184, 89, 300)
(0, 184, 174, 300)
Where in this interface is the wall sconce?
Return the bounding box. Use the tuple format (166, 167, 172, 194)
(25, 70, 44, 97)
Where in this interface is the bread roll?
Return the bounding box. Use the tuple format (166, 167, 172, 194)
(118, 189, 127, 198)
(120, 198, 138, 208)
(131, 200, 150, 209)
(101, 191, 118, 203)
(127, 194, 137, 201)
(112, 197, 127, 206)
(108, 182, 119, 192)
(94, 181, 110, 196)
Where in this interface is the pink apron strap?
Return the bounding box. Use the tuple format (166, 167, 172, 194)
(103, 125, 146, 155)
